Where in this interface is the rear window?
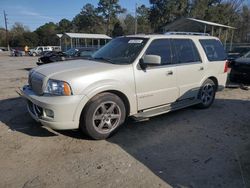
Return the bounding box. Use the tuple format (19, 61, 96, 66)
(200, 39, 227, 61)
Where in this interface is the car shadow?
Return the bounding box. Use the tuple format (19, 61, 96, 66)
(1, 96, 249, 187)
(0, 97, 57, 137)
(107, 98, 250, 188)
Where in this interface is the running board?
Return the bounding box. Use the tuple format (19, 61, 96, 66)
(133, 98, 200, 119)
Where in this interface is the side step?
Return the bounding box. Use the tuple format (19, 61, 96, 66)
(132, 98, 199, 119)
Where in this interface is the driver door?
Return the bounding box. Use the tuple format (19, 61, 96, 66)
(134, 39, 179, 110)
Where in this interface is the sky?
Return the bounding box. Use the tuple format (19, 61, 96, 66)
(0, 0, 149, 31)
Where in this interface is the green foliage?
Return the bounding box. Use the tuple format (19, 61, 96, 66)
(97, 0, 126, 35)
(57, 19, 72, 33)
(124, 14, 135, 35)
(112, 22, 124, 37)
(0, 28, 6, 46)
(72, 3, 105, 33)
(137, 5, 152, 34)
(35, 22, 59, 46)
(149, 0, 189, 32)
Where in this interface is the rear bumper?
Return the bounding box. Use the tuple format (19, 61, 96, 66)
(229, 69, 250, 84)
(19, 85, 85, 130)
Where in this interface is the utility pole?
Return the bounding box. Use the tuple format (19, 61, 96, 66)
(134, 3, 138, 35)
(3, 10, 9, 51)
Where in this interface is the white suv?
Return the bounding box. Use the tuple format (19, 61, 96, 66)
(29, 46, 53, 56)
(20, 33, 228, 139)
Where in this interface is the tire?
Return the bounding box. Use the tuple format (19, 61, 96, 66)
(196, 79, 216, 109)
(80, 93, 126, 140)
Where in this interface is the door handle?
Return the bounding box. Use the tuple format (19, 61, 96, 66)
(199, 67, 204, 71)
(166, 70, 173, 76)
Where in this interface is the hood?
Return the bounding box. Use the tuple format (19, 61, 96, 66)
(32, 59, 124, 79)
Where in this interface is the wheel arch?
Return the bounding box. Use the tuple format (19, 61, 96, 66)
(207, 76, 218, 90)
(74, 89, 134, 128)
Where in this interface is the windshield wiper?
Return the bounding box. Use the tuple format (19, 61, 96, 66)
(92, 57, 114, 64)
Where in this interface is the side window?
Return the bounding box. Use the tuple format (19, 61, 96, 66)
(172, 39, 201, 64)
(145, 39, 172, 65)
(199, 39, 227, 61)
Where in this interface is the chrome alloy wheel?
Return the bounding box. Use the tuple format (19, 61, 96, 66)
(92, 101, 121, 134)
(200, 83, 215, 105)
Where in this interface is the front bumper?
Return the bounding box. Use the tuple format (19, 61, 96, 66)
(19, 85, 84, 130)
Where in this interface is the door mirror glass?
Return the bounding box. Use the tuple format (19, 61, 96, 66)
(143, 55, 161, 65)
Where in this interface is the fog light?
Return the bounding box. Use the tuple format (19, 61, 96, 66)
(44, 109, 54, 118)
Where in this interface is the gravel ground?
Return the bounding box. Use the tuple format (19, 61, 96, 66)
(0, 52, 249, 188)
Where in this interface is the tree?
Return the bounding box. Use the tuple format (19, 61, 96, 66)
(97, 0, 126, 35)
(57, 19, 72, 33)
(35, 22, 59, 46)
(137, 5, 152, 34)
(112, 22, 124, 37)
(8, 23, 34, 47)
(124, 14, 135, 34)
(0, 28, 5, 46)
(72, 3, 105, 33)
(149, 0, 189, 32)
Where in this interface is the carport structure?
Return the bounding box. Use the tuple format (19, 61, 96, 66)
(60, 33, 112, 51)
(163, 18, 236, 50)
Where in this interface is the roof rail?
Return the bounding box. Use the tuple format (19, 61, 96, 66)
(164, 32, 210, 36)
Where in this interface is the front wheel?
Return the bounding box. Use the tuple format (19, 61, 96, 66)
(196, 79, 216, 109)
(80, 93, 126, 140)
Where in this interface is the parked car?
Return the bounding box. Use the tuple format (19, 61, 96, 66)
(10, 49, 24, 56)
(29, 46, 53, 56)
(228, 51, 250, 85)
(20, 33, 228, 139)
(37, 47, 97, 65)
(227, 46, 250, 61)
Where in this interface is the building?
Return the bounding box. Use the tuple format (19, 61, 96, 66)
(59, 33, 112, 51)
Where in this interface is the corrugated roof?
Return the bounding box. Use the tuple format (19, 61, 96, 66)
(64, 33, 112, 39)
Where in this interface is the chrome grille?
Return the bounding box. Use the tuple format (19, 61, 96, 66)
(30, 72, 44, 95)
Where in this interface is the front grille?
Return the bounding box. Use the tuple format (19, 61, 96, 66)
(29, 72, 45, 95)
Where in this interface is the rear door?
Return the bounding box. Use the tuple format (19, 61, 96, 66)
(172, 39, 205, 100)
(134, 39, 179, 110)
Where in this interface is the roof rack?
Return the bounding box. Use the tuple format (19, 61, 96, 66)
(164, 32, 210, 36)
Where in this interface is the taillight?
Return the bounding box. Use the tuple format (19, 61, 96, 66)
(224, 60, 229, 73)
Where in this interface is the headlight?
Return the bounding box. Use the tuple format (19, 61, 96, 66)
(44, 79, 72, 96)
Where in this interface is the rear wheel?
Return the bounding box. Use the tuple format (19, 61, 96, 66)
(80, 93, 126, 140)
(196, 79, 216, 109)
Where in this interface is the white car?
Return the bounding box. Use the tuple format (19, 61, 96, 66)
(29, 46, 53, 56)
(20, 33, 228, 139)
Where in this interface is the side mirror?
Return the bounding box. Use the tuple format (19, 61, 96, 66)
(139, 55, 161, 70)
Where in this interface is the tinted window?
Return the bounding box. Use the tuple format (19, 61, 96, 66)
(200, 39, 227, 61)
(172, 39, 201, 63)
(145, 39, 172, 65)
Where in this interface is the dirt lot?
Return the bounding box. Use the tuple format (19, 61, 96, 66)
(0, 52, 249, 188)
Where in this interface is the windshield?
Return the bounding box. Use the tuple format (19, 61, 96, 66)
(92, 37, 148, 64)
